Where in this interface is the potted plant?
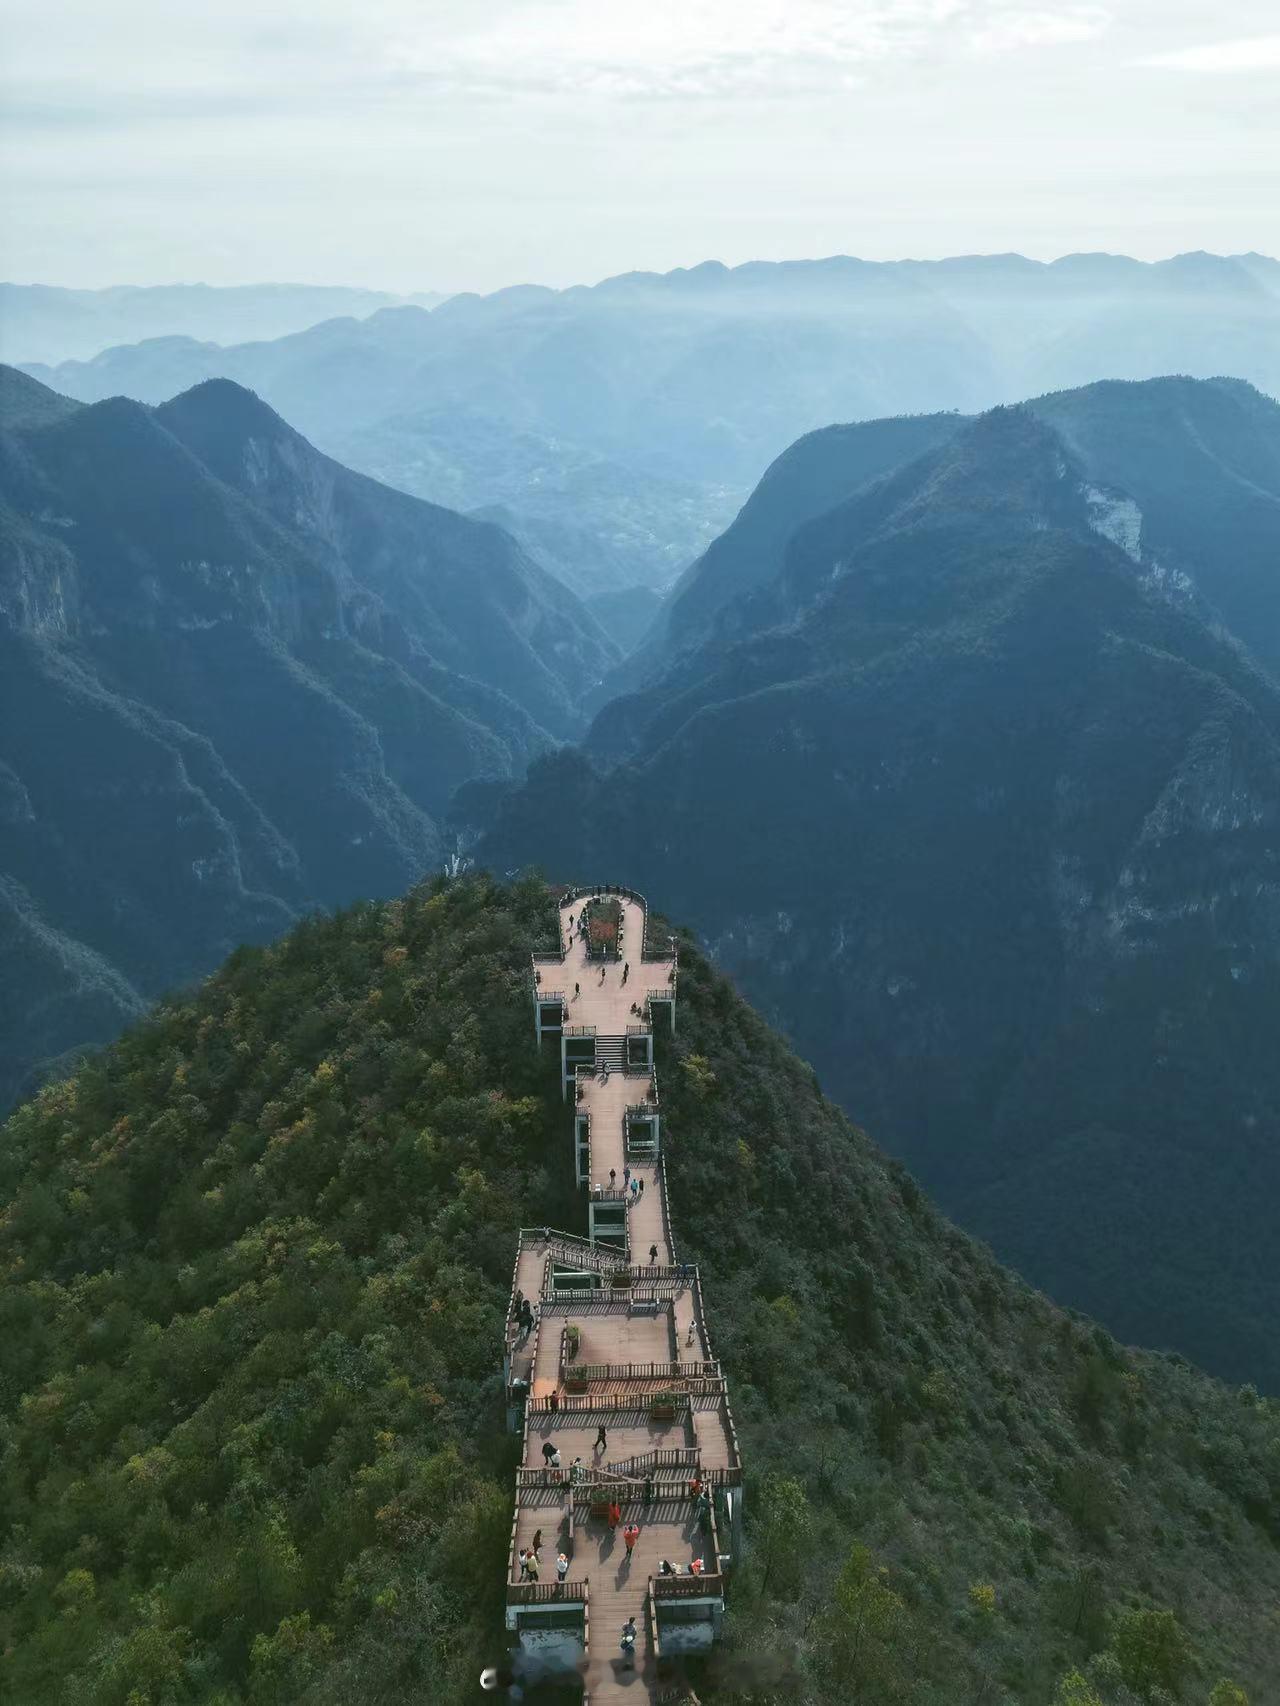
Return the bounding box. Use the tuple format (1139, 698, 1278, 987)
(610, 1268, 630, 1290)
(649, 1388, 678, 1422)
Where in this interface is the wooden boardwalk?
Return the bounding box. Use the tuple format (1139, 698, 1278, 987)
(505, 890, 740, 1703)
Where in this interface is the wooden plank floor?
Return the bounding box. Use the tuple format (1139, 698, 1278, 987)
(507, 893, 735, 1704)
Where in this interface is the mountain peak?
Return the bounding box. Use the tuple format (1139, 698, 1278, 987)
(154, 378, 305, 488)
(0, 363, 81, 431)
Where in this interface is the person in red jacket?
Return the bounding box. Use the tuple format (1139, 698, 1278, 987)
(607, 1500, 622, 1530)
(623, 1522, 640, 1556)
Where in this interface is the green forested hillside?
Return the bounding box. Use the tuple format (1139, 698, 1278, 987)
(1, 876, 1277, 1705)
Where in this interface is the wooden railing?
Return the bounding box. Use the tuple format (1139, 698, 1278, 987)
(570, 1360, 720, 1383)
(530, 1391, 703, 1414)
(653, 1571, 724, 1600)
(508, 1578, 590, 1606)
(605, 1447, 699, 1478)
(521, 1227, 617, 1273)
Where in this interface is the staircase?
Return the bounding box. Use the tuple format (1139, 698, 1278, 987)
(595, 1035, 627, 1072)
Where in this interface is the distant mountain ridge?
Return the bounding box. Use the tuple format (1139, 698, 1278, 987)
(0, 367, 612, 1110)
(22, 251, 1280, 608)
(0, 281, 446, 367)
(481, 375, 1280, 1389)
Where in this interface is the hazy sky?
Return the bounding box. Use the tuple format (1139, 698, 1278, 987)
(3, 0, 1278, 292)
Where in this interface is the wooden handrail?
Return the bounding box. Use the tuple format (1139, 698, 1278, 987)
(508, 1579, 590, 1605)
(652, 1571, 724, 1600)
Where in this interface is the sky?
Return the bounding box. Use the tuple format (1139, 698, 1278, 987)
(2, 0, 1278, 293)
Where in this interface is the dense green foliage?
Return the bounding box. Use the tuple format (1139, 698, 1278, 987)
(2, 874, 1278, 1705)
(483, 383, 1280, 1390)
(0, 876, 572, 1705)
(658, 934, 1280, 1702)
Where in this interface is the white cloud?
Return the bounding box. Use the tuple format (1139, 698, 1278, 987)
(392, 1, 1112, 100)
(1141, 32, 1280, 72)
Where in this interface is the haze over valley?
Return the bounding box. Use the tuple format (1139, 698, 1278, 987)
(4, 4, 1280, 1700)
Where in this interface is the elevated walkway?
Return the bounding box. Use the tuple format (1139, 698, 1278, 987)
(504, 887, 740, 1703)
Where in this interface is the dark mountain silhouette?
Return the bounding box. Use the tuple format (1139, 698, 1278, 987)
(481, 378, 1280, 1389)
(0, 369, 613, 1110)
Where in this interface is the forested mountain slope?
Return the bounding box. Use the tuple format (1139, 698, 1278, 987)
(0, 370, 612, 1112)
(1, 875, 1276, 1705)
(23, 251, 1280, 604)
(481, 385, 1280, 1391)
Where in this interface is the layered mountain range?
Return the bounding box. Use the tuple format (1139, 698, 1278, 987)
(23, 252, 1280, 603)
(0, 282, 447, 367)
(482, 375, 1280, 1388)
(0, 366, 612, 1109)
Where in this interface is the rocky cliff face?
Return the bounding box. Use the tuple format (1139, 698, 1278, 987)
(0, 370, 614, 1110)
(481, 383, 1280, 1387)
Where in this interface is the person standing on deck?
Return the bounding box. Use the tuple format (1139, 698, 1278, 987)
(649, 1244, 658, 1266)
(594, 1424, 608, 1453)
(556, 1552, 569, 1583)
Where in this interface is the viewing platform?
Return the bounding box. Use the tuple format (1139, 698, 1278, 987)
(502, 887, 741, 1704)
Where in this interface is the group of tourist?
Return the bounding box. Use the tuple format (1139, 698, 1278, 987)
(512, 1289, 535, 1345)
(517, 1529, 571, 1586)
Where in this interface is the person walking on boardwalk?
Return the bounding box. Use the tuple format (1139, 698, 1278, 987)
(542, 1440, 557, 1465)
(609, 1168, 616, 1190)
(623, 1522, 640, 1556)
(531, 1529, 543, 1557)
(622, 961, 629, 983)
(638, 1177, 645, 1197)
(549, 1389, 559, 1413)
(594, 1423, 608, 1453)
(574, 982, 580, 998)
(607, 1500, 621, 1531)
(648, 1243, 658, 1266)
(623, 1164, 631, 1189)
(556, 1552, 569, 1583)
(620, 1617, 637, 1664)
(643, 1473, 655, 1506)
